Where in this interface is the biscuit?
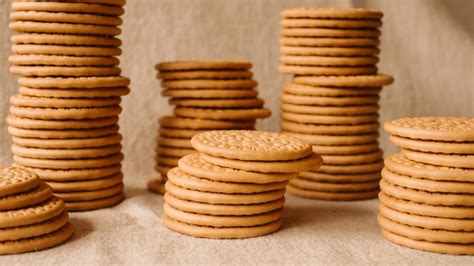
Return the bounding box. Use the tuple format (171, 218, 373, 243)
(290, 177, 380, 192)
(14, 153, 123, 170)
(155, 164, 173, 176)
(282, 131, 379, 145)
(281, 120, 379, 135)
(300, 171, 381, 183)
(0, 222, 74, 255)
(381, 229, 474, 255)
(169, 98, 264, 108)
(281, 8, 383, 19)
(278, 65, 377, 76)
(281, 46, 380, 57)
(384, 153, 473, 182)
(18, 76, 130, 89)
(159, 116, 255, 129)
(174, 107, 271, 121)
(281, 55, 379, 66)
(380, 179, 474, 207)
(281, 18, 382, 29)
(161, 79, 257, 90)
(379, 203, 474, 231)
(167, 167, 288, 194)
(311, 142, 380, 155)
(200, 153, 322, 173)
(155, 155, 180, 167)
(378, 214, 474, 244)
(156, 61, 252, 71)
(10, 105, 122, 120)
(162, 89, 258, 99)
(163, 215, 282, 239)
(164, 203, 283, 228)
(321, 149, 383, 165)
(156, 146, 194, 158)
(281, 28, 381, 38)
(287, 184, 378, 200)
(191, 130, 313, 161)
(0, 182, 52, 211)
(379, 192, 474, 219)
(280, 37, 380, 47)
(158, 70, 253, 80)
(10, 65, 121, 77)
(147, 178, 166, 195)
(390, 135, 474, 154)
(9, 55, 119, 67)
(281, 112, 379, 125)
(15, 164, 122, 182)
(47, 173, 123, 192)
(0, 196, 64, 228)
(55, 183, 123, 202)
(158, 127, 206, 139)
(12, 134, 122, 148)
(158, 136, 192, 149)
(402, 149, 474, 169)
(19, 87, 130, 99)
(281, 94, 380, 106)
(178, 153, 297, 184)
(64, 192, 124, 212)
(10, 116, 117, 132)
(11, 34, 122, 47)
(317, 160, 384, 174)
(384, 117, 474, 142)
(12, 44, 122, 56)
(10, 11, 122, 26)
(11, 144, 122, 159)
(283, 83, 381, 97)
(382, 168, 474, 194)
(0, 166, 40, 197)
(165, 181, 285, 205)
(0, 211, 69, 241)
(164, 193, 285, 216)
(294, 74, 393, 87)
(10, 21, 121, 36)
(12, 2, 125, 15)
(10, 95, 121, 108)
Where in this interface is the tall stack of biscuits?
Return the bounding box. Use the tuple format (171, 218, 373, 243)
(279, 8, 394, 200)
(7, 0, 129, 211)
(379, 117, 474, 255)
(148, 61, 271, 194)
(162, 130, 322, 239)
(0, 167, 73, 255)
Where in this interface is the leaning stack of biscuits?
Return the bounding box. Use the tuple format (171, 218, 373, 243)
(0, 167, 74, 255)
(279, 8, 394, 200)
(378, 117, 474, 255)
(162, 130, 322, 239)
(7, 0, 129, 211)
(148, 61, 271, 194)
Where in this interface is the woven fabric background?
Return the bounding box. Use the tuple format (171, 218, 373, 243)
(0, 0, 473, 264)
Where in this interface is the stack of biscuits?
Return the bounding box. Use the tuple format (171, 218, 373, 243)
(378, 117, 474, 255)
(7, 0, 129, 211)
(0, 167, 74, 255)
(148, 61, 271, 194)
(163, 130, 322, 239)
(279, 8, 394, 200)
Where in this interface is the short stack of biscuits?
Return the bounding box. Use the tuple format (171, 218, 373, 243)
(279, 8, 394, 200)
(162, 130, 322, 239)
(7, 0, 129, 211)
(148, 61, 271, 194)
(379, 117, 474, 255)
(0, 167, 74, 255)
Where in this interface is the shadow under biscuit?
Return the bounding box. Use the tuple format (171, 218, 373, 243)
(66, 216, 94, 243)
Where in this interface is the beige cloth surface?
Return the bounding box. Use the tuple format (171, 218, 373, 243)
(0, 0, 474, 264)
